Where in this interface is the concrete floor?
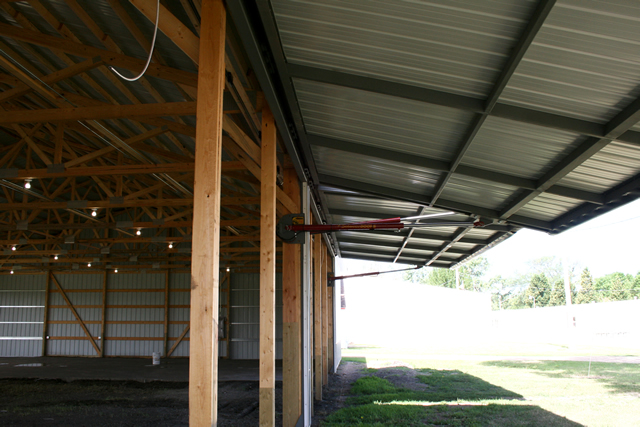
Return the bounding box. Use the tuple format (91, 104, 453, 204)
(0, 357, 283, 382)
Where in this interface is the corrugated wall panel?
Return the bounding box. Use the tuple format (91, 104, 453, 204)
(230, 273, 283, 359)
(0, 274, 46, 357)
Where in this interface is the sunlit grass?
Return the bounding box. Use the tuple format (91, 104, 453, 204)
(324, 345, 640, 426)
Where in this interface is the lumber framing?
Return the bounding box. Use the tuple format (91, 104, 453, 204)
(313, 234, 323, 400)
(259, 104, 277, 426)
(188, 1, 225, 426)
(322, 242, 329, 386)
(50, 273, 100, 355)
(282, 166, 302, 426)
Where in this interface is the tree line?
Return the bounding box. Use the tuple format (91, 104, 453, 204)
(403, 256, 640, 310)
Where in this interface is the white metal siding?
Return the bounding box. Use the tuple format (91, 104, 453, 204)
(0, 274, 46, 357)
(230, 273, 283, 359)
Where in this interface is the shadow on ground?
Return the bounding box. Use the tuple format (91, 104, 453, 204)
(482, 360, 640, 396)
(320, 360, 583, 427)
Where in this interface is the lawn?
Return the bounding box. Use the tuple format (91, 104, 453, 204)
(323, 345, 640, 426)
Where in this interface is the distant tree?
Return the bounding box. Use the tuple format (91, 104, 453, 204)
(575, 267, 596, 304)
(526, 273, 551, 308)
(548, 280, 563, 306)
(403, 257, 489, 290)
(596, 272, 634, 302)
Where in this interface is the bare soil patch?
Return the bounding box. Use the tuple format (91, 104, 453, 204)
(0, 378, 282, 427)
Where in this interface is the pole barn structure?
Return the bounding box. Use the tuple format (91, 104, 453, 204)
(1, 1, 640, 426)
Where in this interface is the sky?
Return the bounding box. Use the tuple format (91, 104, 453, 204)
(339, 198, 640, 280)
(483, 198, 640, 279)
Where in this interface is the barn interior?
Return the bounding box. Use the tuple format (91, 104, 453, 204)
(2, 1, 640, 426)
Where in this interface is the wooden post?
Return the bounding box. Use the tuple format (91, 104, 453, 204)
(259, 104, 277, 427)
(189, 0, 226, 425)
(164, 270, 169, 357)
(100, 270, 107, 357)
(41, 271, 51, 357)
(322, 244, 329, 385)
(327, 258, 335, 373)
(282, 166, 301, 427)
(313, 234, 323, 400)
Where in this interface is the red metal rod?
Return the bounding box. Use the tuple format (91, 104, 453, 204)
(346, 217, 402, 225)
(331, 265, 420, 281)
(288, 223, 405, 233)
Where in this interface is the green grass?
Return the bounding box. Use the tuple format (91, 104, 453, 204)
(322, 345, 640, 426)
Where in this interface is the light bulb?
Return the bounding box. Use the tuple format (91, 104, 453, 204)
(87, 263, 91, 267)
(168, 243, 173, 249)
(10, 270, 14, 274)
(91, 209, 97, 217)
(226, 267, 230, 272)
(114, 269, 118, 273)
(54, 255, 58, 260)
(24, 180, 31, 189)
(11, 246, 16, 251)
(136, 229, 141, 236)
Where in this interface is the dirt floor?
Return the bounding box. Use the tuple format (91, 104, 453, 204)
(0, 361, 366, 426)
(0, 378, 286, 427)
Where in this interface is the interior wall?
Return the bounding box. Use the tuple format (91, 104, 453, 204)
(0, 271, 231, 358)
(0, 273, 46, 357)
(229, 272, 283, 359)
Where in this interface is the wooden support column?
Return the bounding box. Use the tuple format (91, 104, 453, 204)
(163, 270, 169, 357)
(322, 244, 329, 385)
(259, 104, 277, 427)
(41, 271, 51, 357)
(282, 166, 302, 427)
(313, 234, 323, 400)
(100, 270, 107, 357)
(189, 0, 225, 426)
(327, 258, 335, 373)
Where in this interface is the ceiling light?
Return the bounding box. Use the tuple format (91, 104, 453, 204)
(10, 269, 14, 274)
(54, 255, 58, 260)
(168, 243, 173, 249)
(114, 268, 118, 273)
(226, 267, 230, 272)
(11, 246, 16, 251)
(136, 229, 142, 236)
(24, 179, 31, 189)
(91, 209, 97, 217)
(87, 263, 91, 267)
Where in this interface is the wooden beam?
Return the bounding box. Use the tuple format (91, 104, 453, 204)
(313, 235, 323, 400)
(0, 22, 198, 86)
(167, 325, 190, 357)
(322, 242, 329, 386)
(3, 160, 237, 180)
(0, 101, 196, 125)
(130, 0, 200, 65)
(189, 1, 225, 426)
(164, 270, 169, 357)
(282, 166, 302, 427)
(100, 270, 107, 357)
(50, 273, 101, 355)
(41, 270, 51, 356)
(259, 104, 277, 427)
(327, 257, 335, 374)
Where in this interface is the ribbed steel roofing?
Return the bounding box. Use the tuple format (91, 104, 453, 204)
(231, 0, 640, 268)
(274, 0, 537, 98)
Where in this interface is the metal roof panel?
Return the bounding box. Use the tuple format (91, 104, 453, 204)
(296, 79, 475, 160)
(273, 0, 537, 97)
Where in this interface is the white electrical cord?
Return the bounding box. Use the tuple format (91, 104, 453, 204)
(109, 0, 160, 82)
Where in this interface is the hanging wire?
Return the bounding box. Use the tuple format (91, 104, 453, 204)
(109, 0, 160, 82)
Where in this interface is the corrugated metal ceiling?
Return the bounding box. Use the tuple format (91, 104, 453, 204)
(235, 0, 640, 268)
